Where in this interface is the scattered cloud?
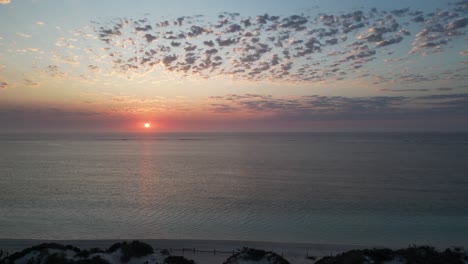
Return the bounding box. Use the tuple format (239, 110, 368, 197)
(79, 4, 466, 84)
(16, 33, 32, 38)
(380, 88, 431, 92)
(209, 93, 468, 121)
(24, 78, 39, 87)
(43, 65, 67, 79)
(380, 87, 455, 92)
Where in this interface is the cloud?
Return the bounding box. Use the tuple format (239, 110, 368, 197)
(444, 18, 468, 30)
(24, 79, 39, 87)
(380, 88, 430, 92)
(141, 34, 156, 43)
(36, 21, 45, 26)
(376, 35, 403, 48)
(210, 103, 238, 113)
(17, 33, 32, 38)
(0, 81, 8, 89)
(162, 54, 177, 65)
(0, 105, 109, 132)
(209, 93, 468, 121)
(79, 4, 467, 83)
(216, 37, 239, 46)
(0, 0, 10, 4)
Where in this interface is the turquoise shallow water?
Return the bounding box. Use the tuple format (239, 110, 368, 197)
(0, 133, 467, 247)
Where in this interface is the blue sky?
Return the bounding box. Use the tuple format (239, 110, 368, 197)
(0, 0, 467, 132)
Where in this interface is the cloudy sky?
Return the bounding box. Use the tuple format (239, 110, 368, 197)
(0, 0, 467, 132)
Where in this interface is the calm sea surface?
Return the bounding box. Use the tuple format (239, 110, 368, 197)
(1, 133, 467, 247)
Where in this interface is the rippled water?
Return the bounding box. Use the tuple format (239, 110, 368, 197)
(1, 133, 467, 247)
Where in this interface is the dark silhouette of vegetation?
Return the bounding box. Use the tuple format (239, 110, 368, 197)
(75, 248, 105, 259)
(119, 241, 154, 263)
(360, 248, 394, 262)
(74, 256, 110, 264)
(159, 249, 170, 255)
(163, 256, 195, 264)
(4, 243, 80, 264)
(45, 253, 68, 264)
(314, 246, 466, 264)
(395, 245, 464, 264)
(106, 243, 122, 254)
(223, 247, 289, 264)
(1, 242, 466, 264)
(237, 247, 267, 261)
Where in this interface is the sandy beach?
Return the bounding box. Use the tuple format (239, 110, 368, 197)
(0, 239, 368, 264)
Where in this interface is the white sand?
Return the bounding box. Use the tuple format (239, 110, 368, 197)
(0, 239, 368, 264)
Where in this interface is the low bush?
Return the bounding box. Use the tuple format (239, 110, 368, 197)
(163, 256, 195, 264)
(119, 241, 154, 263)
(75, 256, 110, 264)
(238, 247, 267, 261)
(45, 253, 68, 264)
(315, 246, 466, 264)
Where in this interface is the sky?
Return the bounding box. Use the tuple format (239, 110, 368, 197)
(0, 0, 467, 132)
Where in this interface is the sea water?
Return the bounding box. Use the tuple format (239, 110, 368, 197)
(0, 132, 467, 247)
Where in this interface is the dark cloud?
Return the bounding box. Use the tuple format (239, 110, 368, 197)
(391, 8, 410, 17)
(162, 55, 177, 65)
(143, 34, 157, 43)
(0, 105, 120, 132)
(278, 15, 308, 30)
(210, 103, 238, 113)
(381, 87, 456, 92)
(225, 23, 242, 33)
(135, 25, 152, 32)
(184, 45, 197, 51)
(24, 79, 39, 86)
(209, 93, 468, 123)
(170, 41, 181, 47)
(380, 88, 430, 92)
(376, 35, 403, 47)
(445, 17, 468, 30)
(188, 25, 209, 37)
(203, 40, 215, 47)
(216, 37, 239, 46)
(205, 48, 218, 55)
(0, 81, 8, 89)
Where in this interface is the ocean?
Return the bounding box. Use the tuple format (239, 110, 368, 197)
(0, 132, 467, 247)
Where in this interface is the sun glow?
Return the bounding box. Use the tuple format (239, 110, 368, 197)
(144, 122, 151, 128)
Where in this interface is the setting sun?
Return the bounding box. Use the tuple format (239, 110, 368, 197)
(144, 123, 150, 128)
